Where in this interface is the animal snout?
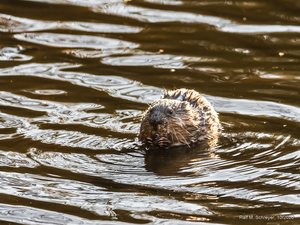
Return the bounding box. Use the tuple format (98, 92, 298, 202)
(149, 111, 163, 125)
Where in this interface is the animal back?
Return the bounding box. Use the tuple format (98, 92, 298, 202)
(163, 88, 206, 108)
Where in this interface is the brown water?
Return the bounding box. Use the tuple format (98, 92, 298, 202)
(0, 0, 299, 224)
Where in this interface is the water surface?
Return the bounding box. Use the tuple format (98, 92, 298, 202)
(0, 0, 299, 224)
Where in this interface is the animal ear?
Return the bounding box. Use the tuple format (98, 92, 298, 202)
(163, 88, 170, 98)
(150, 100, 159, 107)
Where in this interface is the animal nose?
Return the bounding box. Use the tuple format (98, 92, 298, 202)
(149, 111, 163, 125)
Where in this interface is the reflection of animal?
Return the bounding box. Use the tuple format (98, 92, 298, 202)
(139, 89, 221, 149)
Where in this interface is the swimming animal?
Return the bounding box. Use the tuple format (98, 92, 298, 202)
(139, 88, 220, 149)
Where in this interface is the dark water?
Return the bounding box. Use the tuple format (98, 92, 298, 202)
(0, 0, 299, 224)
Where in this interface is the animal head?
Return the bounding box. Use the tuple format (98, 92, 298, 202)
(139, 99, 200, 149)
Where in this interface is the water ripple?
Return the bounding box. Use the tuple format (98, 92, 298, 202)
(0, 46, 32, 61)
(0, 170, 212, 220)
(14, 33, 139, 50)
(0, 151, 38, 168)
(21, 0, 300, 34)
(0, 63, 162, 103)
(102, 54, 216, 69)
(0, 13, 141, 33)
(1, 63, 299, 124)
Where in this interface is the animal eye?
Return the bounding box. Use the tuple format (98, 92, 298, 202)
(167, 109, 174, 115)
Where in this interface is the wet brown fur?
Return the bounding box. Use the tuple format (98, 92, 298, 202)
(139, 88, 221, 149)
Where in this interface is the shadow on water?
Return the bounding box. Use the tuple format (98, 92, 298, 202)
(144, 145, 217, 177)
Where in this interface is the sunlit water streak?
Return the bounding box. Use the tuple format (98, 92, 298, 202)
(0, 0, 299, 224)
(0, 13, 142, 33)
(23, 0, 300, 33)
